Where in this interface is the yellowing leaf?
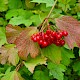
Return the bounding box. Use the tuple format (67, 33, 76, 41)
(1, 71, 24, 80)
(6, 24, 24, 43)
(0, 44, 19, 66)
(56, 16, 80, 49)
(6, 24, 40, 60)
(14, 27, 40, 60)
(24, 56, 47, 73)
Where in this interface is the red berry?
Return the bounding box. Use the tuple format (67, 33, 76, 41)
(59, 32, 63, 37)
(44, 34, 49, 39)
(46, 30, 51, 35)
(38, 40, 43, 45)
(33, 37, 37, 42)
(42, 41, 48, 47)
(51, 31, 56, 37)
(60, 40, 65, 46)
(56, 34, 61, 40)
(36, 36, 40, 41)
(55, 40, 61, 46)
(62, 31, 68, 36)
(31, 34, 36, 40)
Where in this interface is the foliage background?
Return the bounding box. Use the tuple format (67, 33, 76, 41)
(0, 0, 80, 80)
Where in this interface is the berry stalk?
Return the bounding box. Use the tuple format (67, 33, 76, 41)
(40, 0, 58, 32)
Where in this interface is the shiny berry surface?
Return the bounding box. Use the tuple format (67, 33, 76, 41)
(31, 30, 68, 48)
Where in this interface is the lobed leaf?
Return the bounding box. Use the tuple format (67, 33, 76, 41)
(56, 16, 80, 49)
(0, 44, 19, 66)
(14, 27, 40, 60)
(6, 24, 24, 43)
(31, 0, 54, 7)
(61, 47, 75, 66)
(73, 61, 80, 76)
(41, 44, 62, 64)
(33, 70, 50, 80)
(24, 56, 47, 73)
(48, 62, 66, 80)
(6, 24, 40, 60)
(1, 71, 24, 80)
(0, 0, 8, 12)
(0, 27, 7, 47)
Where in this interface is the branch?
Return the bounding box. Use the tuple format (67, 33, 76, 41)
(40, 0, 58, 31)
(16, 61, 24, 72)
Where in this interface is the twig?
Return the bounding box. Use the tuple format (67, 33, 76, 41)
(16, 61, 24, 72)
(40, 0, 58, 31)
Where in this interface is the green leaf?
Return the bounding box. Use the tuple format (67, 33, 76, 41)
(33, 70, 50, 80)
(5, 9, 18, 20)
(6, 9, 33, 20)
(6, 9, 34, 26)
(31, 0, 54, 7)
(5, 67, 11, 75)
(48, 62, 66, 80)
(0, 27, 7, 47)
(61, 47, 75, 66)
(41, 44, 62, 64)
(0, 18, 5, 26)
(73, 61, 80, 76)
(30, 15, 42, 26)
(8, 0, 22, 9)
(9, 16, 32, 26)
(0, 0, 8, 12)
(1, 71, 24, 80)
(24, 56, 47, 73)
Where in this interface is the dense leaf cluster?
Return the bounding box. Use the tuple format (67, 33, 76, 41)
(0, 0, 80, 80)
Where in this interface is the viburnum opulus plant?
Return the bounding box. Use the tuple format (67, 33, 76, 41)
(0, 0, 80, 80)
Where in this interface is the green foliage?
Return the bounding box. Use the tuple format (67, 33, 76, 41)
(31, 0, 54, 7)
(24, 56, 47, 73)
(1, 70, 24, 80)
(8, 0, 22, 9)
(0, 27, 7, 47)
(73, 61, 80, 76)
(0, 0, 8, 12)
(41, 44, 61, 64)
(0, 0, 80, 80)
(33, 70, 50, 80)
(61, 47, 75, 66)
(48, 62, 66, 80)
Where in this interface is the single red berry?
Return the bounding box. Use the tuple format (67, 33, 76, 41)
(32, 37, 37, 42)
(56, 34, 61, 40)
(42, 41, 48, 47)
(36, 36, 40, 41)
(62, 31, 68, 36)
(31, 34, 36, 40)
(31, 35, 34, 40)
(55, 40, 61, 46)
(46, 30, 51, 35)
(51, 31, 56, 37)
(38, 40, 43, 45)
(44, 34, 49, 39)
(59, 32, 63, 37)
(60, 40, 65, 46)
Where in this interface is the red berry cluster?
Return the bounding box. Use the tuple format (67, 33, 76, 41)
(31, 30, 68, 48)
